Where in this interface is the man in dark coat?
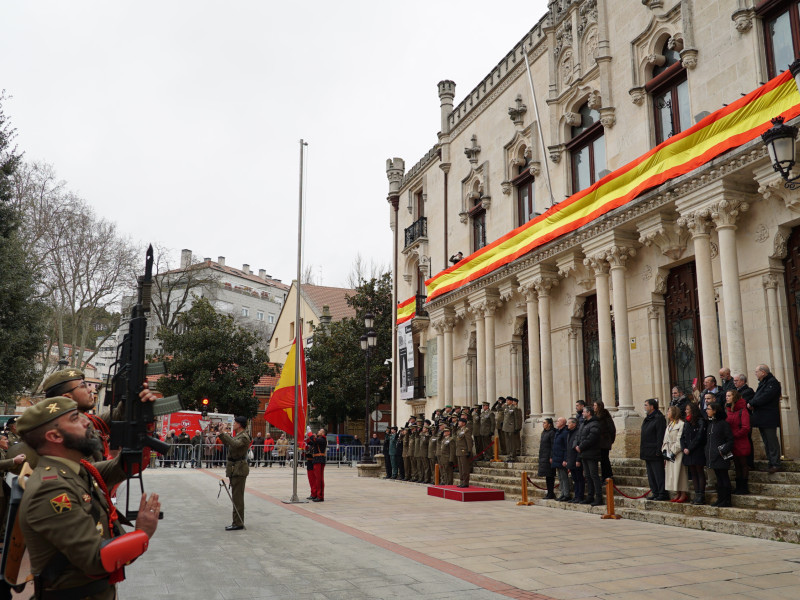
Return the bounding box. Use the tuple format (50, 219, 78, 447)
(575, 406, 603, 506)
(382, 431, 391, 478)
(748, 364, 782, 472)
(565, 417, 584, 503)
(719, 368, 736, 394)
(551, 417, 570, 501)
(640, 398, 668, 501)
(733, 373, 755, 402)
(537, 418, 556, 499)
(669, 386, 689, 415)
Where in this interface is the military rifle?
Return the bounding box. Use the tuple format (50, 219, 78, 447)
(108, 245, 183, 521)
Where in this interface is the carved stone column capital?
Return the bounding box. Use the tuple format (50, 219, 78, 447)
(732, 9, 753, 34)
(584, 254, 610, 276)
(442, 317, 455, 332)
(677, 210, 713, 238)
(483, 299, 500, 316)
(517, 283, 538, 302)
(533, 275, 559, 296)
(647, 305, 661, 320)
(762, 273, 780, 290)
(710, 199, 749, 229)
(606, 245, 636, 269)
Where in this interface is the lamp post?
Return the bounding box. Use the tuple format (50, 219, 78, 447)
(359, 312, 377, 464)
(762, 59, 800, 189)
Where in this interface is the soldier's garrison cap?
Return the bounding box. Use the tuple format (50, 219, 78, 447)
(17, 397, 78, 435)
(42, 368, 85, 394)
(234, 415, 248, 427)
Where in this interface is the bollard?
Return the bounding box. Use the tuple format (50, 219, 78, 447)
(601, 477, 622, 520)
(491, 435, 502, 462)
(435, 463, 440, 486)
(517, 470, 534, 506)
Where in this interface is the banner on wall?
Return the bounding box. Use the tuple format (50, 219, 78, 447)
(398, 322, 414, 400)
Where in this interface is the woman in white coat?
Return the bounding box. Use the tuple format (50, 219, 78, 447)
(662, 405, 690, 502)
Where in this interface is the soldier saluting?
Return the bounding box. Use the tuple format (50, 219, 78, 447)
(18, 395, 160, 600)
(217, 417, 251, 530)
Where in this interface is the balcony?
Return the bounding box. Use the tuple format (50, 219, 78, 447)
(404, 217, 427, 248)
(415, 294, 428, 318)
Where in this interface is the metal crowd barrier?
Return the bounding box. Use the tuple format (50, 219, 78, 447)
(144, 443, 381, 469)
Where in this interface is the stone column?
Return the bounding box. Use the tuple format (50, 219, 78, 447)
(510, 344, 520, 399)
(434, 323, 445, 409)
(607, 246, 636, 412)
(679, 211, 721, 374)
(763, 273, 789, 404)
(535, 275, 558, 417)
(568, 327, 579, 403)
(647, 306, 662, 400)
(465, 355, 474, 406)
(473, 308, 486, 406)
(484, 301, 498, 406)
(711, 199, 749, 375)
(519, 285, 542, 416)
(585, 255, 616, 407)
(443, 319, 454, 409)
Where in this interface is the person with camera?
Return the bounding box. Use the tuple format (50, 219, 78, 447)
(217, 417, 251, 530)
(705, 402, 734, 507)
(662, 405, 689, 503)
(640, 398, 668, 501)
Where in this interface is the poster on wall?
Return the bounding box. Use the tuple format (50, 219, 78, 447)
(398, 322, 414, 400)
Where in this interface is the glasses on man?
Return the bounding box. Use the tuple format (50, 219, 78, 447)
(64, 381, 89, 394)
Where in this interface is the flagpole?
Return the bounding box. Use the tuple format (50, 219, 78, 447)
(284, 139, 307, 504)
(523, 43, 555, 208)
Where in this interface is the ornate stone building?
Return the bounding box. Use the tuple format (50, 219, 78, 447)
(386, 0, 800, 458)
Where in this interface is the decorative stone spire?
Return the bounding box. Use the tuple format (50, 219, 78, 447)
(438, 80, 456, 135)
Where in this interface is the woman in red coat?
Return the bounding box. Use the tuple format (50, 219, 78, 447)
(726, 390, 751, 495)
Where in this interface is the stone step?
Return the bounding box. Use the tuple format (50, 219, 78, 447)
(600, 464, 800, 484)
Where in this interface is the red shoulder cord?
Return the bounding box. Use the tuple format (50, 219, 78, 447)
(80, 459, 124, 583)
(86, 414, 111, 459)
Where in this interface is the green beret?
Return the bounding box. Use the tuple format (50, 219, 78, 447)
(17, 397, 78, 435)
(42, 369, 85, 394)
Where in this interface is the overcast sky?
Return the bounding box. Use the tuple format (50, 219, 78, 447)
(2, 1, 548, 287)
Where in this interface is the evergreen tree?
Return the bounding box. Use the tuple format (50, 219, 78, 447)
(0, 92, 46, 407)
(156, 297, 269, 417)
(306, 272, 392, 426)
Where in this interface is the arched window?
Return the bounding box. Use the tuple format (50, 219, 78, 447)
(512, 154, 536, 225)
(470, 195, 487, 251)
(566, 103, 606, 193)
(647, 40, 690, 145)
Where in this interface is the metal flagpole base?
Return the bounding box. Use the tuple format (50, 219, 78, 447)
(282, 496, 308, 504)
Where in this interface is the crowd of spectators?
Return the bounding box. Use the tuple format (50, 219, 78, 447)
(538, 364, 783, 508)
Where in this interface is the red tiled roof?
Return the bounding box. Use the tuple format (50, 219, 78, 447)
(300, 284, 356, 322)
(162, 261, 290, 292)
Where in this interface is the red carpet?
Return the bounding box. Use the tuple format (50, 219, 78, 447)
(427, 485, 505, 502)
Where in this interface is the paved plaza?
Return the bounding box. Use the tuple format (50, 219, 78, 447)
(100, 465, 800, 599)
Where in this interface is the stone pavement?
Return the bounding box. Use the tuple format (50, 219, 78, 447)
(110, 465, 800, 600)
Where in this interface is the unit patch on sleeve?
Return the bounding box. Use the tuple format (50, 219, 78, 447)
(50, 493, 72, 513)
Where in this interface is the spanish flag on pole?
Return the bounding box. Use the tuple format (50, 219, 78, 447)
(264, 338, 307, 440)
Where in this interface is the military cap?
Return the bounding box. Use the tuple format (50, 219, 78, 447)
(17, 397, 78, 435)
(42, 368, 85, 394)
(234, 415, 248, 427)
(457, 416, 467, 424)
(6, 416, 17, 426)
(444, 405, 452, 408)
(482, 401, 490, 406)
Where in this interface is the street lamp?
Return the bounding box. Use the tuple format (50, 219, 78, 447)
(359, 312, 377, 464)
(762, 59, 800, 189)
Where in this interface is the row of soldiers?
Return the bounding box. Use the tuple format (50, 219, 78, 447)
(389, 397, 524, 488)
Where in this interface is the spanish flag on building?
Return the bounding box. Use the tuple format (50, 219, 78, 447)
(264, 338, 307, 440)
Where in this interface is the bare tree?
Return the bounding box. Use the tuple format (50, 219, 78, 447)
(346, 253, 391, 288)
(150, 246, 220, 336)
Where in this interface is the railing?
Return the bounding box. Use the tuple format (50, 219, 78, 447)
(415, 294, 428, 317)
(404, 216, 427, 247)
(145, 443, 382, 469)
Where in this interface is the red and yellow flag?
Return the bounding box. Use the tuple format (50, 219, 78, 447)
(396, 296, 416, 325)
(425, 70, 800, 302)
(264, 338, 307, 440)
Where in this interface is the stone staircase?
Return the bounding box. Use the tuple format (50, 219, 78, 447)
(470, 457, 800, 543)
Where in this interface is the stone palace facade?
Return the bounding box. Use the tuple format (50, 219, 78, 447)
(386, 0, 800, 458)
